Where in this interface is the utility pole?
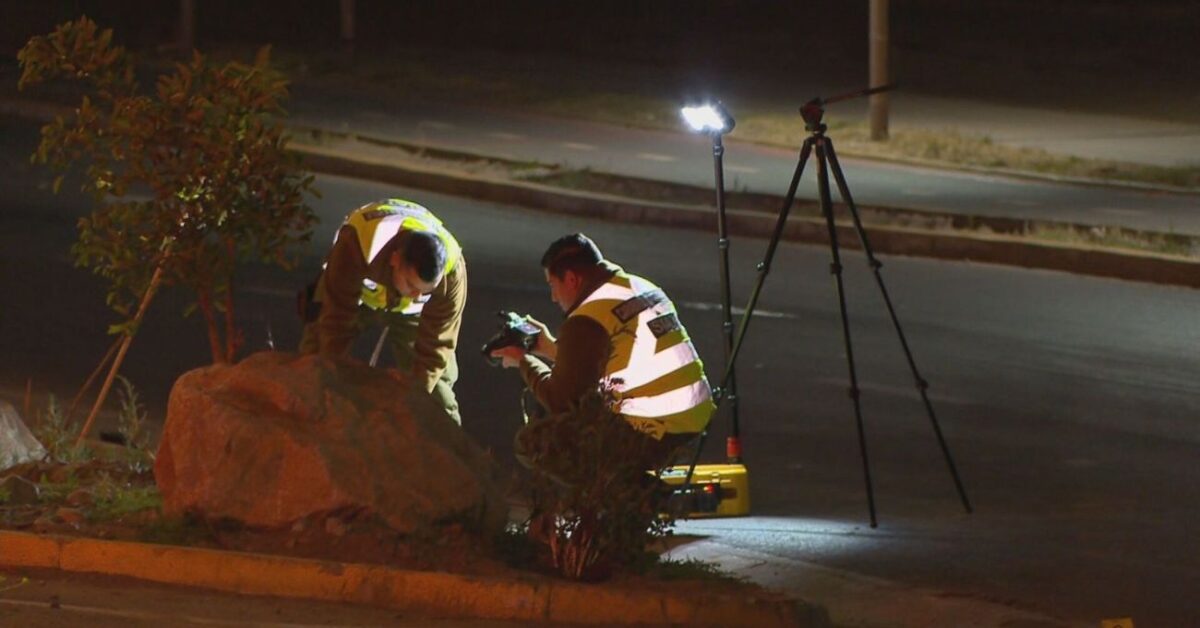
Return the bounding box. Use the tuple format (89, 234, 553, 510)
(868, 0, 890, 141)
(179, 0, 195, 55)
(340, 0, 356, 54)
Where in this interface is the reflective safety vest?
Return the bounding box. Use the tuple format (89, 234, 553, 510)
(570, 269, 715, 438)
(339, 198, 461, 315)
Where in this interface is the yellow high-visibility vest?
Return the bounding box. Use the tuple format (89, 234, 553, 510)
(570, 269, 715, 439)
(340, 198, 461, 314)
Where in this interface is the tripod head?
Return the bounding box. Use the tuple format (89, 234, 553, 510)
(800, 83, 897, 133)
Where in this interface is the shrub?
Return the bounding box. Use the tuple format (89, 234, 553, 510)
(522, 387, 675, 581)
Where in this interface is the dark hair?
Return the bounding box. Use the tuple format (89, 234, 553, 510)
(541, 233, 604, 279)
(403, 230, 448, 283)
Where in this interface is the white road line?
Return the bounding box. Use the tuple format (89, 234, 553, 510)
(679, 301, 797, 320)
(1096, 207, 1146, 217)
(636, 152, 678, 162)
(562, 142, 598, 151)
(242, 286, 296, 299)
(487, 131, 525, 141)
(417, 120, 455, 130)
(726, 165, 759, 174)
(814, 377, 971, 405)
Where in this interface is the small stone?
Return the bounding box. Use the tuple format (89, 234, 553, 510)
(55, 507, 86, 526)
(324, 517, 347, 537)
(64, 489, 93, 508)
(0, 476, 40, 505)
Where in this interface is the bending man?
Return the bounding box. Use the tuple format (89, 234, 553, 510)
(300, 198, 467, 424)
(491, 234, 714, 480)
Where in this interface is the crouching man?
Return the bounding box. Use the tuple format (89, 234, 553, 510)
(300, 198, 467, 425)
(490, 234, 714, 483)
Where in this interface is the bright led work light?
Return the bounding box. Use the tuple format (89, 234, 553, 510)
(680, 103, 735, 135)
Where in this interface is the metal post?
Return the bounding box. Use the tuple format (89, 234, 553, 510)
(340, 0, 356, 52)
(869, 0, 890, 141)
(712, 134, 742, 462)
(179, 0, 195, 55)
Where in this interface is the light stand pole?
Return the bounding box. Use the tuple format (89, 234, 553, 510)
(680, 102, 741, 474)
(709, 131, 743, 462)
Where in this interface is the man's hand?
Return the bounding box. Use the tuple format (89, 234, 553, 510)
(490, 346, 527, 369)
(523, 316, 558, 360)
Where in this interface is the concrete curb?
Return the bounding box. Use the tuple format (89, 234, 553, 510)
(296, 144, 1200, 289)
(0, 530, 828, 626)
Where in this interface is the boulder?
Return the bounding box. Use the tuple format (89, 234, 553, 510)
(154, 352, 507, 535)
(0, 400, 46, 471)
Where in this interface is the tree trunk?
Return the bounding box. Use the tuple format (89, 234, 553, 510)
(222, 285, 239, 363)
(197, 289, 226, 364)
(76, 263, 166, 446)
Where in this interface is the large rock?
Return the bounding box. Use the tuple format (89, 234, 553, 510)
(0, 400, 46, 471)
(155, 352, 507, 535)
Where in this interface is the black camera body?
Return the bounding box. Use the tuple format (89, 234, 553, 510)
(481, 311, 542, 366)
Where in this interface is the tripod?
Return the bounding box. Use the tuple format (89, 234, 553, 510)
(701, 85, 972, 527)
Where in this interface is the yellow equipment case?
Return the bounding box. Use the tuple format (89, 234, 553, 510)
(660, 463, 750, 518)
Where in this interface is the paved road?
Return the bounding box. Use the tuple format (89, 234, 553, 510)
(289, 83, 1200, 236)
(2, 115, 1199, 626)
(0, 568, 528, 627)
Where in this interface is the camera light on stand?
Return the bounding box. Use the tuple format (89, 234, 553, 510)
(681, 104, 735, 135)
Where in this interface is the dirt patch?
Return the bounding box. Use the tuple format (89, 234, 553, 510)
(0, 456, 770, 602)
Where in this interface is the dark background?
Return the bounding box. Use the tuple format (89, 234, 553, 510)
(5, 1, 1199, 119)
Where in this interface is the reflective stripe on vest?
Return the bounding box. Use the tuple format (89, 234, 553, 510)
(340, 199, 461, 313)
(570, 270, 714, 438)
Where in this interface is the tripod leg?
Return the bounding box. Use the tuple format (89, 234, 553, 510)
(816, 139, 878, 528)
(824, 139, 973, 515)
(717, 137, 813, 393)
(685, 136, 814, 487)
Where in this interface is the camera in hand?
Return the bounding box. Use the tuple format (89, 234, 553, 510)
(481, 310, 542, 366)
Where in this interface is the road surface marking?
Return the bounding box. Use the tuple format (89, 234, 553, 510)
(637, 152, 678, 162)
(815, 378, 970, 405)
(1096, 207, 1145, 217)
(242, 286, 296, 299)
(726, 165, 759, 174)
(487, 131, 525, 141)
(417, 120, 455, 130)
(562, 141, 598, 151)
(680, 301, 796, 319)
(900, 188, 938, 197)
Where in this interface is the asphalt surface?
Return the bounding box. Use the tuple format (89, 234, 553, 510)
(288, 83, 1200, 236)
(2, 115, 1199, 626)
(0, 568, 533, 627)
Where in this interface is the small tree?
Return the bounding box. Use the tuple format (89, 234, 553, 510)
(18, 16, 317, 365)
(18, 17, 317, 444)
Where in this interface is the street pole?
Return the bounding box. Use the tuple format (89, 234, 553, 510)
(340, 0, 356, 54)
(179, 0, 195, 55)
(868, 0, 890, 141)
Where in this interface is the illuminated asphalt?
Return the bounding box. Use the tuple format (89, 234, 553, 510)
(2, 115, 1199, 626)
